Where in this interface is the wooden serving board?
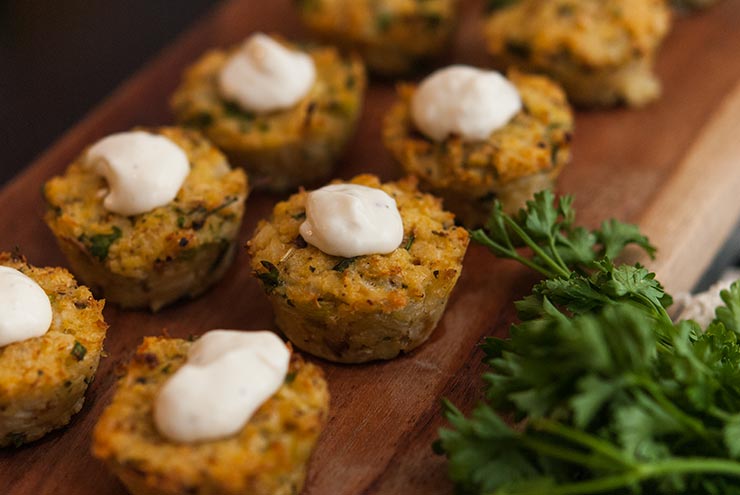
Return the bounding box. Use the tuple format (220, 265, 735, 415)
(2, 1, 740, 493)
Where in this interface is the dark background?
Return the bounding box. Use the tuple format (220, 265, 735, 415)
(0, 0, 220, 186)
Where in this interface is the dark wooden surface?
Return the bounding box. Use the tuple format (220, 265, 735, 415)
(2, 1, 740, 493)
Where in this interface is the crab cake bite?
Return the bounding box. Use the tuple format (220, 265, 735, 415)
(92, 331, 329, 495)
(248, 174, 469, 363)
(294, 0, 458, 76)
(0, 252, 107, 447)
(171, 32, 366, 192)
(383, 66, 573, 228)
(42, 127, 248, 312)
(484, 0, 671, 107)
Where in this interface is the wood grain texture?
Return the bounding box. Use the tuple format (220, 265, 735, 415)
(2, 1, 740, 494)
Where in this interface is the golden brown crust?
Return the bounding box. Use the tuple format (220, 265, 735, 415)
(92, 337, 329, 495)
(0, 252, 107, 447)
(383, 69, 573, 227)
(484, 0, 671, 107)
(248, 174, 469, 362)
(171, 39, 366, 191)
(42, 127, 248, 311)
(295, 0, 458, 75)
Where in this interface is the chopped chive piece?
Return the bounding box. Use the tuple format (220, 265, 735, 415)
(296, 0, 320, 11)
(376, 12, 393, 32)
(8, 432, 26, 448)
(557, 4, 574, 15)
(505, 40, 531, 59)
(223, 101, 255, 121)
(185, 112, 213, 128)
(71, 341, 87, 361)
(332, 258, 356, 272)
(424, 12, 443, 28)
(257, 261, 281, 293)
(81, 226, 122, 261)
(405, 233, 416, 251)
(285, 371, 297, 384)
(551, 143, 560, 165)
(486, 0, 519, 12)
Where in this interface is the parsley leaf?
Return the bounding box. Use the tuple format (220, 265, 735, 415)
(715, 282, 740, 336)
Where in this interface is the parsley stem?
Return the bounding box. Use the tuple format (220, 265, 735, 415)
(494, 458, 740, 495)
(633, 292, 672, 325)
(517, 437, 620, 472)
(502, 217, 571, 279)
(495, 470, 643, 495)
(471, 231, 557, 278)
(530, 418, 631, 466)
(635, 377, 711, 441)
(708, 406, 733, 421)
(548, 236, 569, 275)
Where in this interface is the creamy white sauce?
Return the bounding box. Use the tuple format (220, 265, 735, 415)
(85, 131, 190, 216)
(154, 330, 290, 443)
(218, 32, 316, 114)
(411, 65, 522, 142)
(0, 266, 53, 348)
(299, 184, 404, 258)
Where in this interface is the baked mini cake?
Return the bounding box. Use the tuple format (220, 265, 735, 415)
(43, 127, 248, 311)
(92, 331, 329, 495)
(171, 32, 366, 192)
(248, 174, 469, 363)
(0, 251, 107, 447)
(383, 66, 573, 227)
(294, 0, 458, 76)
(484, 0, 671, 107)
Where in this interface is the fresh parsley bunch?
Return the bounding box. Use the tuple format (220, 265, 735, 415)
(437, 191, 740, 494)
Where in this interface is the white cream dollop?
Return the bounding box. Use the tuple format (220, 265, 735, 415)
(154, 330, 290, 443)
(85, 131, 190, 216)
(299, 184, 404, 258)
(411, 65, 522, 142)
(0, 266, 53, 348)
(218, 33, 316, 114)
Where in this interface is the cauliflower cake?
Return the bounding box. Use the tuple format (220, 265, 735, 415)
(248, 174, 469, 363)
(43, 127, 248, 311)
(0, 252, 107, 447)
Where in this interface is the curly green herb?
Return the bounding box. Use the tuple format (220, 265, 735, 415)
(437, 191, 740, 494)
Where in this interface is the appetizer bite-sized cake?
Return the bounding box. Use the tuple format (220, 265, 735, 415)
(0, 251, 107, 447)
(484, 0, 671, 107)
(92, 331, 329, 495)
(294, 0, 458, 76)
(43, 127, 248, 312)
(383, 66, 573, 227)
(248, 174, 469, 363)
(171, 32, 366, 192)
